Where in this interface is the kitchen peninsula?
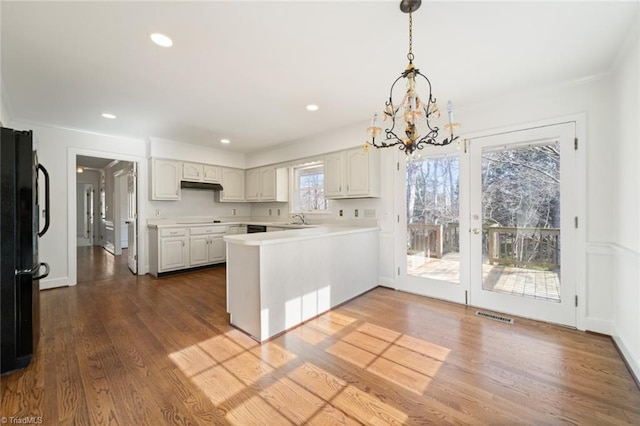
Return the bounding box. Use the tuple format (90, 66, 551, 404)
(224, 225, 380, 342)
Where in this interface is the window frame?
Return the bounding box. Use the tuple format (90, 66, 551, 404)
(289, 161, 330, 214)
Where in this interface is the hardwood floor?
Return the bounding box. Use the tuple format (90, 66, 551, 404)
(2, 246, 639, 425)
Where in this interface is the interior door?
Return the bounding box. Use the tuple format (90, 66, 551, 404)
(397, 143, 469, 303)
(127, 165, 138, 274)
(85, 186, 93, 244)
(468, 123, 576, 326)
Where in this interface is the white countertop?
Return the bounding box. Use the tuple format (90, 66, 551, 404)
(223, 225, 380, 246)
(148, 221, 322, 229)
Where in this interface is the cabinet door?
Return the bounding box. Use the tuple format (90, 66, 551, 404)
(260, 167, 277, 201)
(345, 149, 369, 196)
(189, 235, 209, 266)
(152, 159, 181, 200)
(182, 162, 203, 182)
(203, 165, 221, 183)
(209, 236, 226, 262)
(220, 168, 246, 201)
(245, 169, 261, 201)
(160, 237, 187, 270)
(324, 152, 344, 198)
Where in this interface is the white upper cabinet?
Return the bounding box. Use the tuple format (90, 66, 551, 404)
(151, 159, 181, 200)
(245, 168, 261, 201)
(182, 162, 221, 183)
(245, 166, 288, 202)
(182, 162, 203, 182)
(324, 152, 344, 198)
(203, 165, 221, 183)
(219, 167, 245, 202)
(324, 148, 380, 199)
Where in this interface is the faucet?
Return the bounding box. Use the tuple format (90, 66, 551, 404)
(292, 212, 307, 225)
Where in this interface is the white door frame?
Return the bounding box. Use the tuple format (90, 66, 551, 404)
(468, 122, 577, 327)
(395, 142, 470, 304)
(66, 148, 148, 287)
(395, 114, 587, 330)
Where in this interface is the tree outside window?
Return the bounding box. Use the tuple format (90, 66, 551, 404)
(293, 163, 328, 212)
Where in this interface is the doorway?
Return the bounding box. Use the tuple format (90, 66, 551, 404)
(75, 155, 139, 280)
(398, 122, 578, 327)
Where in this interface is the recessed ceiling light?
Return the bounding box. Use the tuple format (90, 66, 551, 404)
(150, 33, 173, 47)
(101, 113, 116, 119)
(306, 104, 319, 111)
(220, 139, 231, 144)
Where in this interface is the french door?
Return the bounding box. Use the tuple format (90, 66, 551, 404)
(398, 123, 577, 327)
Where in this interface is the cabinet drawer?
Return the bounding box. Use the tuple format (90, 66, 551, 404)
(190, 226, 228, 235)
(160, 228, 187, 237)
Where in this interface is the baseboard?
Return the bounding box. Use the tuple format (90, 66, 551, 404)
(612, 335, 640, 390)
(378, 277, 397, 288)
(583, 317, 613, 335)
(39, 276, 71, 290)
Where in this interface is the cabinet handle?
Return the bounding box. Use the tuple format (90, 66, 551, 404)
(347, 184, 349, 192)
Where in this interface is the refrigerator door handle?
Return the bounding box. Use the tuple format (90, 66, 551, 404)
(16, 262, 50, 280)
(32, 262, 50, 280)
(37, 163, 50, 237)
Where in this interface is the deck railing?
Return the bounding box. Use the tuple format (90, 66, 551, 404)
(407, 223, 459, 258)
(407, 223, 560, 270)
(486, 227, 560, 270)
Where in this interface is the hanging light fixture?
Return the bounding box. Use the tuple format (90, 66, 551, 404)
(366, 0, 459, 155)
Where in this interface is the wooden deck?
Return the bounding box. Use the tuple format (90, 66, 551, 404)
(407, 253, 561, 302)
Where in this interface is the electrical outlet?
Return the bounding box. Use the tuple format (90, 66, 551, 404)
(354, 209, 359, 218)
(339, 209, 343, 217)
(155, 209, 161, 217)
(277, 208, 281, 216)
(232, 208, 236, 216)
(269, 209, 272, 216)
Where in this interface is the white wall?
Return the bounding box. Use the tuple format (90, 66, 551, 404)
(611, 20, 640, 382)
(149, 137, 245, 169)
(11, 122, 148, 289)
(149, 189, 250, 220)
(1, 80, 16, 128)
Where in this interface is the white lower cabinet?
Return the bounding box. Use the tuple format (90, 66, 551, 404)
(149, 225, 227, 276)
(189, 235, 210, 266)
(189, 233, 226, 266)
(157, 228, 189, 272)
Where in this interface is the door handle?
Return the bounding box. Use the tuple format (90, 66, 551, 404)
(38, 164, 50, 237)
(472, 228, 480, 234)
(16, 262, 50, 280)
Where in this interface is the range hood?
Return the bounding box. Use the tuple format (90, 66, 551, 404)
(180, 181, 224, 191)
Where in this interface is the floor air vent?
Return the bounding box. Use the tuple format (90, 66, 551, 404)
(475, 311, 514, 324)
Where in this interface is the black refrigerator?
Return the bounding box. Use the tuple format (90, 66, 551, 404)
(1, 126, 50, 374)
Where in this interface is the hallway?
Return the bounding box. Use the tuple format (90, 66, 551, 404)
(76, 246, 134, 285)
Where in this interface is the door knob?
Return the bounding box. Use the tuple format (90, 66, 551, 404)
(472, 228, 480, 234)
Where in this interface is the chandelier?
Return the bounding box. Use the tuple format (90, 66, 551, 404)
(366, 0, 459, 156)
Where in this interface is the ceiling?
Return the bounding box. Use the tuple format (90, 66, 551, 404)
(2, 1, 637, 153)
(76, 155, 116, 170)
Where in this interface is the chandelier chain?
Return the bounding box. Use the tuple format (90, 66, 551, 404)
(407, 11, 414, 62)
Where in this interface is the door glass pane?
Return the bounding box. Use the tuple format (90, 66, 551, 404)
(481, 142, 561, 302)
(406, 154, 460, 283)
